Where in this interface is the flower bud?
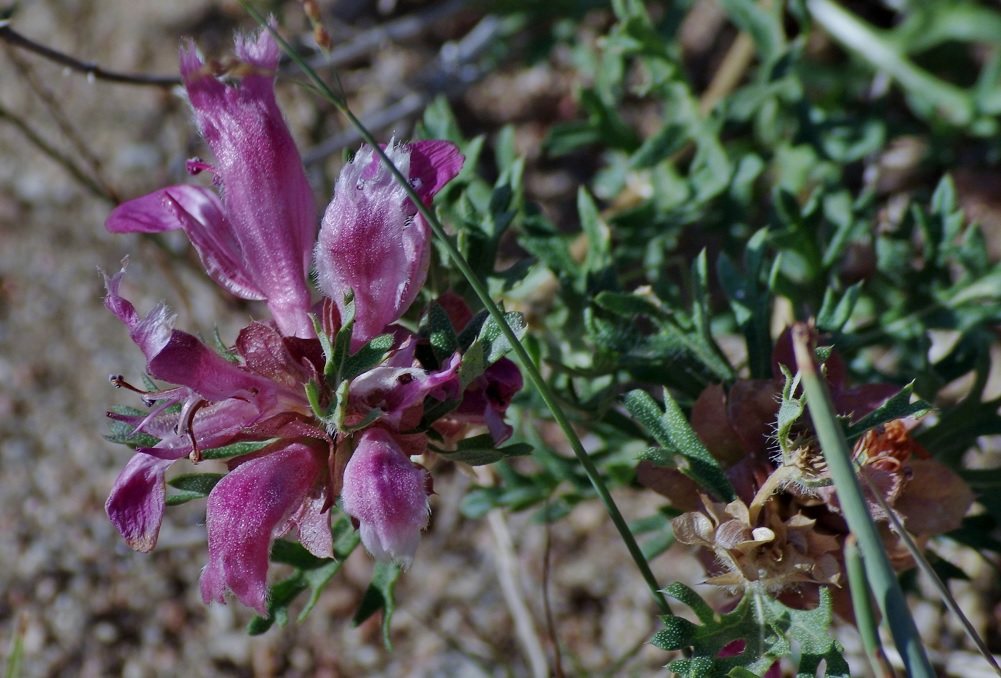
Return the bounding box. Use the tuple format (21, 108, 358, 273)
(340, 428, 431, 567)
(315, 141, 463, 349)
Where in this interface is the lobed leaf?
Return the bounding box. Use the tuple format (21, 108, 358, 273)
(625, 390, 734, 501)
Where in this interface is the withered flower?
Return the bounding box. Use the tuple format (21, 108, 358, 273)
(672, 495, 841, 593)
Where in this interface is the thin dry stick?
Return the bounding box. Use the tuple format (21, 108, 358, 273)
(0, 101, 113, 202)
(541, 511, 565, 678)
(699, 31, 756, 115)
(476, 468, 549, 678)
(392, 607, 499, 669)
(0, 22, 180, 86)
(4, 46, 121, 203)
(487, 510, 550, 678)
(296, 0, 470, 71)
(302, 14, 498, 164)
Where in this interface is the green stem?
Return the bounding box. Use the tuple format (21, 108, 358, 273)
(859, 473, 1001, 674)
(844, 536, 895, 678)
(792, 323, 933, 677)
(244, 4, 672, 617)
(807, 0, 974, 126)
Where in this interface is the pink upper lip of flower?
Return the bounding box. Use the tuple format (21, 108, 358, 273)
(105, 28, 316, 338)
(314, 140, 465, 349)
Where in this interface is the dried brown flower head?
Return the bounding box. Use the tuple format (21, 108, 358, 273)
(672, 494, 841, 593)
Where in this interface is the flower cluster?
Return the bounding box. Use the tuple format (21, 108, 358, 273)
(640, 328, 972, 611)
(102, 28, 521, 615)
(671, 494, 842, 593)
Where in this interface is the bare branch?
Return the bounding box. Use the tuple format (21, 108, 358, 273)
(0, 101, 116, 203)
(288, 0, 471, 73)
(0, 22, 180, 87)
(302, 14, 499, 163)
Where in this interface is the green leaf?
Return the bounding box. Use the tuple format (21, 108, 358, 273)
(105, 418, 160, 448)
(717, 229, 775, 379)
(519, 210, 581, 282)
(578, 188, 613, 276)
(247, 574, 309, 635)
(591, 284, 735, 387)
(418, 95, 467, 146)
(200, 438, 281, 461)
(352, 561, 402, 650)
(4, 614, 24, 678)
(341, 333, 395, 381)
(209, 327, 240, 364)
(458, 311, 527, 388)
(431, 434, 533, 466)
(775, 365, 806, 457)
(164, 491, 208, 506)
(816, 282, 863, 334)
(270, 539, 331, 570)
(653, 583, 849, 677)
(324, 293, 358, 382)
(719, 0, 784, 65)
(419, 302, 459, 365)
(844, 383, 932, 442)
(630, 121, 689, 167)
(298, 515, 362, 621)
(624, 389, 734, 501)
(247, 514, 361, 635)
(166, 473, 224, 496)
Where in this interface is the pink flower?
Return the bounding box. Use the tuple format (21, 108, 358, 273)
(424, 294, 524, 445)
(105, 272, 336, 612)
(102, 25, 488, 615)
(348, 340, 462, 431)
(340, 428, 431, 567)
(103, 268, 320, 553)
(448, 358, 523, 444)
(201, 442, 332, 614)
(314, 140, 464, 349)
(106, 28, 316, 338)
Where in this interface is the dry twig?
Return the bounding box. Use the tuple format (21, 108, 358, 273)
(0, 21, 180, 87)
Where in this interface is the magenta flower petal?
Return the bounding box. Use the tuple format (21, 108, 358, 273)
(178, 30, 316, 337)
(147, 330, 278, 404)
(408, 140, 466, 203)
(284, 492, 334, 560)
(104, 269, 282, 406)
(200, 443, 328, 614)
(107, 28, 314, 336)
(451, 357, 523, 444)
(315, 141, 464, 349)
(103, 267, 172, 362)
(349, 352, 462, 429)
(105, 450, 185, 552)
(107, 186, 265, 301)
(340, 428, 430, 567)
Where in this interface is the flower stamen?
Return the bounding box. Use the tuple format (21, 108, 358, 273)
(109, 374, 157, 407)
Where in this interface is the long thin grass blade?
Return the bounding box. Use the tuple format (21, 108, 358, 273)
(792, 323, 934, 677)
